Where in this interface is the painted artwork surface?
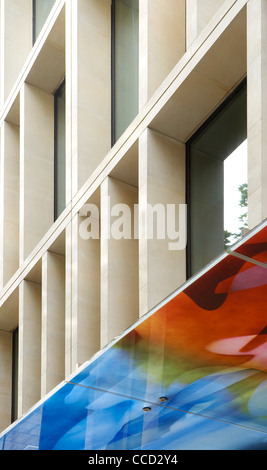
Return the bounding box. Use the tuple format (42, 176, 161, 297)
(232, 224, 267, 262)
(0, 223, 267, 450)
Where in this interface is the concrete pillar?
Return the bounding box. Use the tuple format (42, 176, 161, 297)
(0, 125, 2, 290)
(65, 221, 72, 378)
(139, 0, 186, 107)
(2, 0, 32, 101)
(101, 177, 139, 347)
(0, 122, 20, 287)
(71, 0, 111, 194)
(18, 280, 41, 417)
(186, 0, 224, 48)
(71, 210, 100, 370)
(20, 83, 54, 263)
(0, 330, 12, 432)
(64, 4, 74, 375)
(0, 125, 4, 291)
(247, 0, 267, 228)
(0, 3, 3, 108)
(65, 0, 72, 209)
(138, 128, 186, 317)
(41, 251, 65, 396)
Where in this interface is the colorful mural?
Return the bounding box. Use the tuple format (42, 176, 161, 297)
(0, 223, 267, 450)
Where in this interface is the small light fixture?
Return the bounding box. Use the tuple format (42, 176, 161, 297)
(158, 396, 168, 402)
(142, 406, 151, 412)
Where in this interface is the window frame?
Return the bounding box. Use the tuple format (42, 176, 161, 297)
(186, 77, 247, 279)
(111, 0, 116, 146)
(32, 0, 56, 44)
(32, 0, 37, 45)
(54, 78, 66, 222)
(110, 0, 139, 146)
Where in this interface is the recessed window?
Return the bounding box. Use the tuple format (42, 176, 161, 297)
(11, 327, 19, 423)
(187, 80, 247, 277)
(111, 0, 139, 144)
(33, 0, 56, 44)
(54, 80, 66, 220)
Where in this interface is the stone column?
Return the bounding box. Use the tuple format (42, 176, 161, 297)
(20, 83, 54, 264)
(41, 251, 65, 396)
(247, 0, 267, 228)
(0, 330, 12, 431)
(0, 122, 19, 288)
(186, 0, 224, 48)
(71, 0, 111, 194)
(18, 280, 41, 417)
(64, 221, 72, 378)
(138, 128, 186, 317)
(2, 0, 32, 102)
(139, 0, 185, 107)
(100, 176, 139, 347)
(71, 209, 100, 370)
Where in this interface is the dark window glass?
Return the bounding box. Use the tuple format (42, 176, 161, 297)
(54, 80, 66, 220)
(112, 0, 139, 144)
(33, 0, 56, 44)
(11, 327, 19, 423)
(187, 81, 247, 276)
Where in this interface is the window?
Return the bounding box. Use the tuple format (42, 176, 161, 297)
(11, 327, 19, 423)
(111, 0, 139, 144)
(54, 80, 66, 220)
(33, 0, 56, 44)
(187, 80, 247, 277)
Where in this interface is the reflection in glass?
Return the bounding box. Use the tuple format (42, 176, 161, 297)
(33, 0, 56, 43)
(54, 81, 66, 220)
(188, 81, 247, 276)
(112, 0, 139, 143)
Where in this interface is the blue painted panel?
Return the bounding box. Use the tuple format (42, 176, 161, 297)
(1, 382, 267, 450)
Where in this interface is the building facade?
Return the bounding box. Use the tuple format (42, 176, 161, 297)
(0, 0, 265, 433)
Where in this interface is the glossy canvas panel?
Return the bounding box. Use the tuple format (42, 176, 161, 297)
(71, 254, 267, 433)
(1, 382, 267, 450)
(230, 223, 267, 264)
(1, 223, 267, 450)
